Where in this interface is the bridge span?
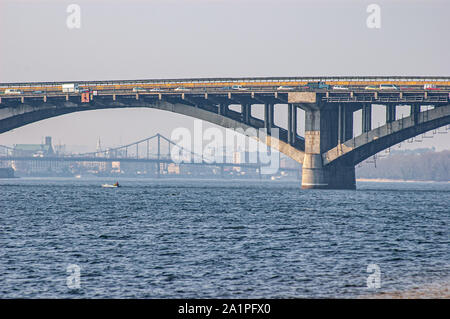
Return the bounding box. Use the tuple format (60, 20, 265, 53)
(1, 76, 449, 189)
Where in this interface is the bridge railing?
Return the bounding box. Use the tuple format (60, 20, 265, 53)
(1, 76, 450, 89)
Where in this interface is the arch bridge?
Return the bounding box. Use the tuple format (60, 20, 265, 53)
(1, 76, 449, 189)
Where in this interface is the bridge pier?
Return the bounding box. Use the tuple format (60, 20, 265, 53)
(302, 155, 355, 189)
(300, 103, 356, 190)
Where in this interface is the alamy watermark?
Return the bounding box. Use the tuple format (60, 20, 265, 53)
(170, 120, 280, 175)
(66, 4, 81, 29)
(65, 4, 381, 30)
(366, 264, 381, 289)
(366, 4, 381, 29)
(66, 264, 81, 289)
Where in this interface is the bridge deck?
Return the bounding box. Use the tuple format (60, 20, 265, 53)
(1, 89, 449, 105)
(1, 76, 450, 88)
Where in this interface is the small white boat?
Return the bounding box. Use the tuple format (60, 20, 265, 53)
(102, 182, 120, 188)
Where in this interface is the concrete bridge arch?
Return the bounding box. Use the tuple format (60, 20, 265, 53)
(1, 90, 449, 189)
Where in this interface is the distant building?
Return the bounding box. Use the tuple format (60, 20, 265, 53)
(13, 136, 54, 157)
(167, 163, 180, 174)
(12, 137, 59, 175)
(111, 161, 121, 173)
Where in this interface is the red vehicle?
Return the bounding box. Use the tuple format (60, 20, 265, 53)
(424, 84, 440, 90)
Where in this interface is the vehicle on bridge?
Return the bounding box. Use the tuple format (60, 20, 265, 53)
(62, 83, 80, 93)
(277, 86, 295, 90)
(132, 87, 148, 92)
(379, 84, 399, 90)
(174, 87, 191, 91)
(231, 85, 248, 91)
(332, 85, 348, 90)
(424, 84, 439, 90)
(364, 85, 379, 90)
(4, 89, 23, 95)
(306, 82, 330, 90)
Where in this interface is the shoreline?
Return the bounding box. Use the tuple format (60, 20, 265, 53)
(362, 281, 450, 299)
(356, 178, 449, 183)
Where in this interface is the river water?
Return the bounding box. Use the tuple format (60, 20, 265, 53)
(0, 178, 448, 298)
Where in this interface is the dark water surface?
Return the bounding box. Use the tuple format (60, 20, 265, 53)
(1, 178, 449, 298)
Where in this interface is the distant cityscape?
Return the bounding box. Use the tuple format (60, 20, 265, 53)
(0, 136, 301, 180)
(1, 135, 448, 182)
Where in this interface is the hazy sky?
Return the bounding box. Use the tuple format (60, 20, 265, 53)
(0, 0, 449, 151)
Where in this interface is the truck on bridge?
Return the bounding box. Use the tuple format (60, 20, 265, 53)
(62, 83, 80, 93)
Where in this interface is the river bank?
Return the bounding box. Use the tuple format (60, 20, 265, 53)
(357, 178, 450, 183)
(363, 280, 450, 299)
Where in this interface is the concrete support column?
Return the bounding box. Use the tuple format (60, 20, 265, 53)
(264, 103, 274, 135)
(242, 104, 251, 124)
(386, 104, 396, 123)
(338, 104, 344, 144)
(218, 104, 228, 116)
(344, 105, 354, 141)
(287, 103, 297, 146)
(362, 103, 372, 133)
(411, 104, 420, 124)
(300, 104, 355, 190)
(302, 155, 355, 190)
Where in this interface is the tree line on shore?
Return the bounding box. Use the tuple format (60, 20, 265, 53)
(356, 149, 450, 182)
